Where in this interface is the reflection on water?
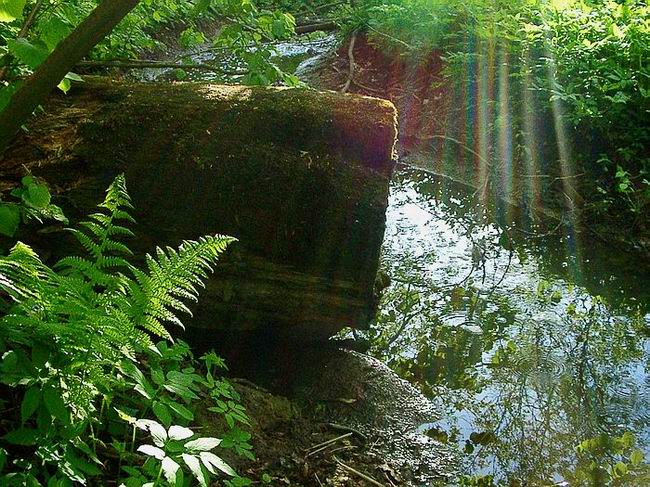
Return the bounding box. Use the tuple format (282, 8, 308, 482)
(367, 166, 650, 484)
(136, 34, 337, 83)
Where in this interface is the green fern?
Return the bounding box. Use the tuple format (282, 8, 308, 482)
(0, 174, 235, 414)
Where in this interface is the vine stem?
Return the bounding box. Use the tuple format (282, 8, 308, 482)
(153, 464, 163, 486)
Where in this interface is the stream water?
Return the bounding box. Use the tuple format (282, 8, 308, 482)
(366, 165, 650, 484)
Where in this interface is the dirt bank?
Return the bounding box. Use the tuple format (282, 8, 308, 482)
(202, 348, 456, 486)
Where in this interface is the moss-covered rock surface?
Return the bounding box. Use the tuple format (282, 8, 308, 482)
(1, 79, 398, 344)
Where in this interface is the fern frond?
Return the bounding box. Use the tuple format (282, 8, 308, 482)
(128, 235, 235, 338)
(0, 242, 51, 302)
(99, 173, 134, 212)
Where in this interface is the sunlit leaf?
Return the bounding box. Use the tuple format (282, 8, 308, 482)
(0, 0, 26, 23)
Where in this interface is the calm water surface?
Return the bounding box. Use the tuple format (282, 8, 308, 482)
(367, 166, 650, 485)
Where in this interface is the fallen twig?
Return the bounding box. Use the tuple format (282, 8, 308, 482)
(306, 432, 353, 454)
(328, 444, 357, 455)
(327, 422, 368, 442)
(333, 456, 386, 487)
(76, 59, 246, 76)
(295, 20, 338, 34)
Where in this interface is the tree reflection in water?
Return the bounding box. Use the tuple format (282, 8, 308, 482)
(359, 167, 650, 485)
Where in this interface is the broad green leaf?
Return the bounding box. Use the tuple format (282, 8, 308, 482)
(57, 78, 71, 94)
(185, 437, 221, 452)
(24, 183, 51, 209)
(152, 401, 172, 428)
(65, 72, 84, 82)
(163, 382, 198, 400)
(168, 425, 193, 441)
(7, 38, 49, 69)
(167, 400, 194, 421)
(0, 0, 26, 23)
(3, 427, 39, 445)
(137, 444, 165, 460)
(43, 385, 70, 424)
(200, 451, 235, 476)
(0, 204, 20, 236)
(151, 368, 165, 385)
(20, 387, 41, 423)
(65, 450, 102, 476)
(39, 16, 71, 50)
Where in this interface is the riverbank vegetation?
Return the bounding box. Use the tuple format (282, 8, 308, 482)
(1, 1, 648, 232)
(0, 0, 648, 485)
(347, 0, 649, 238)
(0, 175, 256, 484)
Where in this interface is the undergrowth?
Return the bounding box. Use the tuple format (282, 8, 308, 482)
(0, 174, 253, 486)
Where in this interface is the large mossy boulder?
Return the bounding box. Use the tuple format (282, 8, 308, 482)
(1, 79, 397, 345)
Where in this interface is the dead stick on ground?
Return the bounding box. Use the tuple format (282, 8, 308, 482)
(333, 456, 386, 487)
(314, 473, 324, 487)
(306, 432, 353, 453)
(327, 422, 368, 442)
(384, 471, 397, 487)
(341, 31, 358, 93)
(328, 445, 357, 455)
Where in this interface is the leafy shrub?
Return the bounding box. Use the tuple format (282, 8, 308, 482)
(0, 0, 300, 109)
(0, 175, 253, 485)
(0, 175, 67, 237)
(349, 0, 650, 225)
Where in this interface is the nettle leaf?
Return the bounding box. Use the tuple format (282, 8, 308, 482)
(0, 0, 26, 23)
(43, 385, 70, 424)
(3, 427, 39, 445)
(167, 400, 194, 421)
(200, 451, 235, 476)
(23, 182, 51, 209)
(20, 387, 41, 423)
(0, 204, 20, 237)
(39, 15, 72, 50)
(168, 425, 193, 441)
(152, 401, 172, 428)
(185, 437, 221, 452)
(137, 444, 166, 460)
(7, 38, 49, 69)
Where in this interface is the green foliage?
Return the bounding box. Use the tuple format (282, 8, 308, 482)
(0, 0, 301, 113)
(349, 0, 650, 224)
(0, 175, 252, 485)
(210, 0, 300, 85)
(0, 175, 67, 237)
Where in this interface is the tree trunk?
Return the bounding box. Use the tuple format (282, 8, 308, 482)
(0, 0, 140, 155)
